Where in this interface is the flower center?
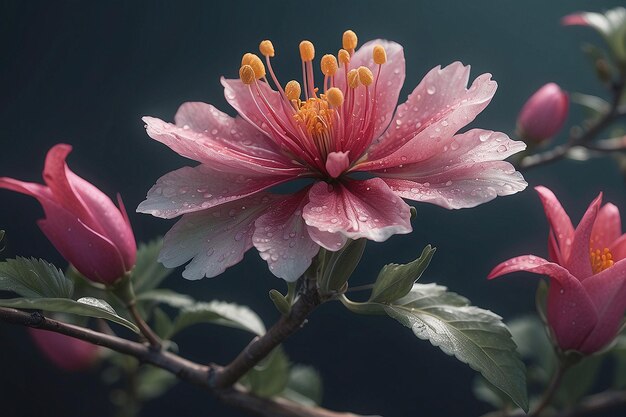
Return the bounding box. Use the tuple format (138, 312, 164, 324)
(590, 247, 614, 274)
(236, 30, 387, 177)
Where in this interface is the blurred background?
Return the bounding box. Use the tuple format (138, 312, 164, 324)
(0, 1, 624, 416)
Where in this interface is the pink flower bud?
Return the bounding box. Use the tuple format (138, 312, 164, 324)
(517, 83, 569, 143)
(0, 144, 137, 285)
(29, 328, 100, 371)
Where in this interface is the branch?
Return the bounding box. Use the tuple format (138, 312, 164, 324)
(0, 306, 371, 417)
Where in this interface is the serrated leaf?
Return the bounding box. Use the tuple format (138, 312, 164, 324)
(242, 347, 290, 397)
(0, 257, 73, 298)
(172, 300, 266, 337)
(369, 245, 435, 303)
(0, 297, 139, 332)
(135, 289, 194, 308)
(280, 365, 323, 406)
(130, 239, 173, 294)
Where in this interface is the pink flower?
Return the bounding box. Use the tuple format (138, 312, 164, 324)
(516, 83, 569, 143)
(0, 144, 136, 285)
(29, 328, 99, 371)
(139, 31, 527, 282)
(489, 186, 626, 354)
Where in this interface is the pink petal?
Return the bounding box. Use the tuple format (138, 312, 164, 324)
(361, 62, 497, 167)
(579, 259, 626, 352)
(143, 116, 303, 176)
(611, 234, 626, 262)
(159, 194, 276, 280)
(488, 255, 598, 351)
(381, 161, 526, 209)
(29, 328, 98, 371)
(566, 193, 602, 280)
(561, 13, 589, 26)
(253, 190, 320, 281)
(303, 178, 412, 242)
(66, 172, 137, 270)
(535, 186, 575, 264)
(591, 203, 622, 250)
(306, 226, 348, 252)
(335, 39, 405, 139)
(137, 164, 291, 219)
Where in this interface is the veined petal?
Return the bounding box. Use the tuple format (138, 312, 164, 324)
(488, 255, 598, 351)
(253, 190, 320, 282)
(381, 161, 526, 209)
(567, 193, 602, 280)
(535, 186, 575, 264)
(138, 164, 292, 219)
(335, 39, 405, 139)
(579, 258, 626, 352)
(159, 194, 277, 280)
(591, 203, 622, 250)
(303, 178, 412, 242)
(362, 62, 497, 167)
(306, 226, 348, 252)
(143, 116, 303, 176)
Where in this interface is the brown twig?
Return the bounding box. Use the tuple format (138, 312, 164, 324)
(127, 302, 162, 349)
(0, 306, 372, 417)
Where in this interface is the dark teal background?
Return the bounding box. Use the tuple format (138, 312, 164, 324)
(1, 1, 625, 416)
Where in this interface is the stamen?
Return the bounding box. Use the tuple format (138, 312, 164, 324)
(321, 54, 338, 77)
(285, 80, 301, 101)
(338, 49, 350, 66)
(357, 66, 373, 86)
(347, 69, 360, 88)
(299, 40, 315, 62)
(241, 53, 266, 79)
(590, 247, 614, 274)
(259, 40, 275, 57)
(239, 65, 256, 85)
(373, 45, 387, 65)
(326, 87, 344, 107)
(342, 30, 358, 52)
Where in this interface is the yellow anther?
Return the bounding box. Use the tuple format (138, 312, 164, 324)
(241, 52, 254, 66)
(239, 65, 256, 85)
(241, 53, 266, 78)
(321, 54, 339, 76)
(299, 40, 315, 62)
(325, 87, 344, 107)
(373, 45, 387, 65)
(357, 66, 373, 86)
(347, 69, 360, 88)
(342, 30, 358, 51)
(338, 49, 350, 65)
(259, 40, 275, 57)
(285, 80, 301, 101)
(590, 247, 615, 274)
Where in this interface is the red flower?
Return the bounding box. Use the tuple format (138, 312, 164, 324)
(0, 144, 136, 285)
(517, 83, 569, 143)
(29, 328, 99, 371)
(489, 186, 626, 354)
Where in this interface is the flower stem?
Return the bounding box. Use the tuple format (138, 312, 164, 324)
(529, 363, 568, 417)
(128, 303, 162, 349)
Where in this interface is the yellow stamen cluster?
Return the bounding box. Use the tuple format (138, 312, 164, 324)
(338, 49, 350, 65)
(590, 247, 614, 274)
(357, 66, 373, 86)
(294, 98, 334, 152)
(299, 40, 315, 62)
(259, 40, 275, 57)
(241, 53, 266, 79)
(342, 30, 358, 51)
(321, 54, 339, 76)
(373, 45, 387, 64)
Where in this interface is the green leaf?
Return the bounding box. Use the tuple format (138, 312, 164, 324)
(0, 257, 73, 298)
(269, 289, 291, 315)
(555, 355, 603, 407)
(344, 283, 528, 411)
(152, 307, 174, 340)
(613, 335, 626, 389)
(135, 289, 194, 308)
(172, 300, 266, 337)
(280, 365, 323, 406)
(571, 92, 610, 118)
(137, 366, 179, 401)
(0, 297, 139, 332)
(318, 239, 367, 293)
(242, 347, 290, 397)
(368, 245, 435, 303)
(130, 239, 173, 294)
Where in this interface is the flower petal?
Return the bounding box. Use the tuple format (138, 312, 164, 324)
(303, 178, 412, 242)
(580, 258, 626, 352)
(336, 39, 405, 139)
(381, 161, 526, 209)
(567, 192, 602, 280)
(137, 164, 291, 219)
(488, 255, 598, 351)
(29, 328, 98, 371)
(306, 226, 348, 252)
(159, 194, 276, 280)
(535, 186, 575, 264)
(143, 115, 303, 176)
(253, 190, 320, 281)
(362, 62, 497, 167)
(591, 202, 622, 250)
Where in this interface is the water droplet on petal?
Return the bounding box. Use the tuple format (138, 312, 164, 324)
(427, 86, 436, 95)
